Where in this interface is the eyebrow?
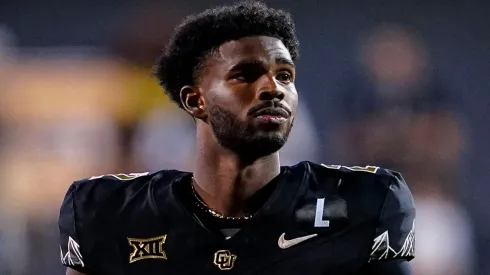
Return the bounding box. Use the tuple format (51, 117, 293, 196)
(274, 57, 296, 68)
(228, 57, 295, 72)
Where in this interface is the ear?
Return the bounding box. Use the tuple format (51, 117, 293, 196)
(180, 85, 207, 119)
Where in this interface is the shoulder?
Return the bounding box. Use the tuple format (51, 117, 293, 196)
(300, 161, 410, 198)
(297, 161, 415, 231)
(59, 169, 189, 229)
(70, 172, 161, 200)
(63, 171, 157, 214)
(62, 170, 187, 215)
(306, 161, 394, 178)
(315, 163, 415, 217)
(305, 161, 408, 190)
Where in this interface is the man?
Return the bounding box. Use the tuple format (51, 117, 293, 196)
(59, 2, 415, 274)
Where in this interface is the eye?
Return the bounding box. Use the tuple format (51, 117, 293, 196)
(276, 71, 293, 83)
(229, 70, 263, 83)
(230, 73, 245, 81)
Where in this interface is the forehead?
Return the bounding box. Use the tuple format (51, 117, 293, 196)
(216, 36, 292, 66)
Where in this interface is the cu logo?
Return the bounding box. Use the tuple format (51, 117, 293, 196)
(213, 250, 237, 270)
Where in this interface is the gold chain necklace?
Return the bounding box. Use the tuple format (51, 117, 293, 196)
(191, 177, 254, 221)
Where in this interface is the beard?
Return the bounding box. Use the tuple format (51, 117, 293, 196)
(208, 104, 293, 161)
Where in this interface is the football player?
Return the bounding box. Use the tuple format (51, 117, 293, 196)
(59, 1, 415, 274)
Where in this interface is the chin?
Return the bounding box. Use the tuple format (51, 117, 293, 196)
(218, 131, 288, 161)
(211, 113, 293, 160)
(255, 131, 288, 143)
(242, 133, 288, 158)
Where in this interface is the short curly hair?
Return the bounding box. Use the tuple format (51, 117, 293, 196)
(154, 1, 300, 108)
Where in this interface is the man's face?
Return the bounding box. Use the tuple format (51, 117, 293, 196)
(198, 36, 298, 159)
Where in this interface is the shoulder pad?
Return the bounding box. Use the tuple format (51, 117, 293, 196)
(320, 164, 385, 175)
(85, 172, 152, 181)
(71, 172, 157, 206)
(316, 163, 403, 186)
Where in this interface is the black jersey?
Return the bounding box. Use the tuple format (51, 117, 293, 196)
(59, 162, 415, 275)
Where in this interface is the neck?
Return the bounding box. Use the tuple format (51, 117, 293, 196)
(193, 125, 281, 217)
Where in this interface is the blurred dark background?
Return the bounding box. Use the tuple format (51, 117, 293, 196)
(0, 0, 489, 274)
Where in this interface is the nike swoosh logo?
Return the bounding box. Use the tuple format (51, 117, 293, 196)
(278, 233, 318, 249)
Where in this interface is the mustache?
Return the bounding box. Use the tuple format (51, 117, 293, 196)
(247, 101, 292, 117)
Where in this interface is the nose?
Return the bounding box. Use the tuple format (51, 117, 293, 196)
(257, 73, 284, 101)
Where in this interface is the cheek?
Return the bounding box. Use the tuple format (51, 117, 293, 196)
(287, 88, 299, 112)
(207, 83, 239, 104)
(208, 84, 254, 114)
(206, 84, 230, 108)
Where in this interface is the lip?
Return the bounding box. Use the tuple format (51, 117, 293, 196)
(252, 107, 290, 119)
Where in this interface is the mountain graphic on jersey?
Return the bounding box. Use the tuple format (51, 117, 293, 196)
(60, 236, 85, 267)
(369, 221, 415, 261)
